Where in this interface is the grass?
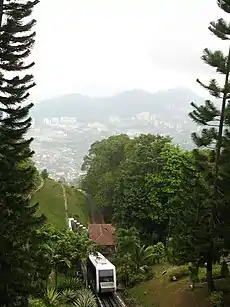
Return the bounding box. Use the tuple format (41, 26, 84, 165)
(127, 263, 212, 307)
(31, 179, 89, 229)
(65, 186, 89, 226)
(127, 263, 230, 307)
(31, 178, 66, 229)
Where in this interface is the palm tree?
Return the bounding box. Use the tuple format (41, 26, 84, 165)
(74, 289, 97, 307)
(133, 244, 155, 272)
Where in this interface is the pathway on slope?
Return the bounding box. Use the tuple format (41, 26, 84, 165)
(61, 184, 68, 225)
(27, 177, 44, 200)
(78, 189, 104, 224)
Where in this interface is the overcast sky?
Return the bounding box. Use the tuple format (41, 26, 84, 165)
(31, 0, 229, 101)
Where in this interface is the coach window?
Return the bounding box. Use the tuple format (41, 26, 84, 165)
(99, 270, 113, 282)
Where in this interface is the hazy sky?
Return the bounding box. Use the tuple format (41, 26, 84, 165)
(31, 0, 229, 101)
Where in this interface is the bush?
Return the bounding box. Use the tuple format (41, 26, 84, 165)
(168, 263, 226, 283)
(168, 265, 189, 281)
(29, 298, 68, 307)
(122, 291, 143, 307)
(57, 277, 84, 292)
(60, 289, 78, 304)
(199, 264, 222, 282)
(153, 242, 165, 263)
(209, 291, 224, 307)
(145, 267, 154, 281)
(221, 261, 229, 278)
(29, 299, 47, 307)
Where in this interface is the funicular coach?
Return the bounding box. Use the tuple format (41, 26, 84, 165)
(86, 252, 116, 293)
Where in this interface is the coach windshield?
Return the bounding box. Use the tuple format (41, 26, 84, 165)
(99, 269, 113, 282)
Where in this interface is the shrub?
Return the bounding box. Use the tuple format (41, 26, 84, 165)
(74, 289, 97, 307)
(168, 265, 189, 281)
(199, 264, 222, 282)
(122, 291, 143, 307)
(152, 242, 165, 263)
(145, 267, 154, 281)
(209, 291, 224, 307)
(57, 277, 84, 292)
(221, 261, 229, 278)
(29, 299, 47, 307)
(60, 289, 78, 304)
(168, 263, 226, 283)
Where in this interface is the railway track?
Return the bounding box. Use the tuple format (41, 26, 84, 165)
(97, 293, 126, 307)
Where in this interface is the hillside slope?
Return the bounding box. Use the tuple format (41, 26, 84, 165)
(30, 179, 89, 228)
(128, 274, 211, 307)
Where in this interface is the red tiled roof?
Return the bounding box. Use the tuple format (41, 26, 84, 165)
(88, 224, 115, 246)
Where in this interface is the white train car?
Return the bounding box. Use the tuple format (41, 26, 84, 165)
(87, 252, 116, 293)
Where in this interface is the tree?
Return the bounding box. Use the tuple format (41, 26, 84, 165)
(41, 169, 49, 180)
(0, 0, 3, 28)
(81, 134, 130, 221)
(146, 144, 221, 275)
(115, 227, 140, 255)
(113, 134, 171, 242)
(189, 0, 230, 290)
(0, 0, 45, 305)
(33, 224, 95, 291)
(132, 244, 155, 272)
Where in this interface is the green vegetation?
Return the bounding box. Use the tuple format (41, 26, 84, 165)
(31, 179, 66, 229)
(80, 2, 230, 306)
(127, 264, 211, 307)
(0, 0, 45, 305)
(31, 180, 88, 228)
(41, 169, 49, 180)
(65, 186, 89, 225)
(28, 224, 96, 307)
(3, 0, 230, 306)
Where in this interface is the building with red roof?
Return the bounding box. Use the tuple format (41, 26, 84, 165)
(88, 224, 115, 254)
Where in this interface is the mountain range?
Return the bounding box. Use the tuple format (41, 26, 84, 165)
(31, 87, 205, 122)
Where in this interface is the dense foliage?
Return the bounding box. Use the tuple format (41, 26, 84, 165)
(0, 1, 95, 305)
(81, 0, 230, 296)
(188, 0, 230, 291)
(0, 1, 46, 305)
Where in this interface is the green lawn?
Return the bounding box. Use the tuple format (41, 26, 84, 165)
(31, 179, 89, 229)
(31, 178, 66, 229)
(127, 263, 211, 307)
(65, 186, 89, 226)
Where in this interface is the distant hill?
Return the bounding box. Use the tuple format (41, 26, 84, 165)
(31, 87, 205, 122)
(30, 179, 89, 228)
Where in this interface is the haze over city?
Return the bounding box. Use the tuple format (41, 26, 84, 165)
(31, 0, 227, 101)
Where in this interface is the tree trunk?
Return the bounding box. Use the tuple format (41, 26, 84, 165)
(207, 255, 215, 291)
(0, 0, 3, 28)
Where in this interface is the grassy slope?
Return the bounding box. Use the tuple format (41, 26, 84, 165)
(128, 264, 211, 307)
(65, 186, 89, 226)
(31, 179, 88, 229)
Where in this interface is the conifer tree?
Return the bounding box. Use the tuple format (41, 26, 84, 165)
(0, 0, 44, 305)
(189, 0, 230, 291)
(0, 0, 3, 27)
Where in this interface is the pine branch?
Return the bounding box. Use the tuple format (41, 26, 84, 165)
(197, 78, 223, 98)
(0, 61, 35, 71)
(189, 100, 220, 125)
(201, 49, 227, 74)
(209, 18, 230, 40)
(191, 128, 218, 147)
(217, 0, 230, 13)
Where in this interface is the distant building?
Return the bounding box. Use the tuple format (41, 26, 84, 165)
(50, 117, 59, 126)
(44, 118, 51, 125)
(60, 117, 77, 125)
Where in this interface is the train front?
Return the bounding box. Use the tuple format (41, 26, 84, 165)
(99, 268, 116, 293)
